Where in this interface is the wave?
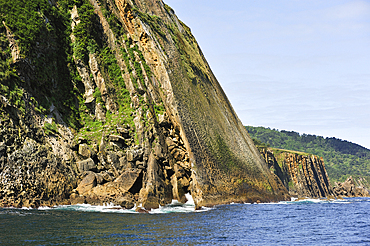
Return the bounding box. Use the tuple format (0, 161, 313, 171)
(250, 197, 354, 205)
(274, 197, 351, 205)
(4, 195, 365, 215)
(38, 193, 211, 214)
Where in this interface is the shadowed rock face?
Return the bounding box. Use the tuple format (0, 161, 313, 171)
(259, 148, 335, 198)
(0, 0, 289, 209)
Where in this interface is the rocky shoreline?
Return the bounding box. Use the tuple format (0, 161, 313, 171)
(1, 0, 367, 211)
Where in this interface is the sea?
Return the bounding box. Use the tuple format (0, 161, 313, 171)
(0, 194, 369, 245)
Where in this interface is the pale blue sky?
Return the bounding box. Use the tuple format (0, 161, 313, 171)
(164, 0, 370, 149)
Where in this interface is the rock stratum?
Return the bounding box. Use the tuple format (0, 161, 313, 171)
(0, 0, 290, 209)
(259, 148, 335, 198)
(259, 147, 369, 198)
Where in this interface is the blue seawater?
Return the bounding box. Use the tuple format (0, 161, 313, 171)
(0, 197, 369, 245)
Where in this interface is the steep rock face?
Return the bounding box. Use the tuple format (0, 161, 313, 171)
(120, 0, 289, 206)
(0, 0, 289, 209)
(260, 148, 335, 198)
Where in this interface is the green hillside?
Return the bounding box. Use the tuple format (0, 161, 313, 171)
(245, 126, 370, 183)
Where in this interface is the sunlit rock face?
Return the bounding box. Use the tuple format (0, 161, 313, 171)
(0, 0, 289, 209)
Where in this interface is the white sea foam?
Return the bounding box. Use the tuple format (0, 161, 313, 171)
(251, 196, 351, 205)
(43, 193, 211, 214)
(275, 197, 350, 205)
(149, 193, 211, 213)
(185, 192, 195, 206)
(52, 203, 137, 214)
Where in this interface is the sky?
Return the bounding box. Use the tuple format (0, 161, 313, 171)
(164, 0, 370, 149)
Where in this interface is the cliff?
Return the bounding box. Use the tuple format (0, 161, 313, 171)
(0, 0, 289, 209)
(246, 125, 370, 188)
(259, 148, 335, 198)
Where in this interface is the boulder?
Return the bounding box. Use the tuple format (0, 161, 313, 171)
(173, 149, 185, 161)
(106, 151, 120, 169)
(76, 173, 97, 195)
(135, 207, 149, 213)
(114, 168, 142, 192)
(83, 170, 142, 204)
(165, 137, 176, 151)
(77, 158, 97, 172)
(70, 195, 86, 205)
(115, 195, 135, 209)
(88, 182, 124, 198)
(95, 173, 105, 185)
(95, 103, 106, 122)
(78, 144, 95, 158)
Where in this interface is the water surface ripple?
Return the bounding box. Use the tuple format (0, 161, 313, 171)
(0, 197, 369, 245)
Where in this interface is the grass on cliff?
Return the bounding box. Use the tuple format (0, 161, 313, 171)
(0, 0, 83, 127)
(43, 122, 59, 135)
(71, 1, 145, 146)
(0, 24, 25, 113)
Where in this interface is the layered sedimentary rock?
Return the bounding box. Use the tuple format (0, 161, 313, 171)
(0, 0, 289, 209)
(259, 148, 335, 198)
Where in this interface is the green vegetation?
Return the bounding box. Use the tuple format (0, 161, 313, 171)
(153, 104, 165, 115)
(93, 87, 103, 105)
(134, 9, 166, 39)
(0, 0, 83, 127)
(70, 1, 143, 145)
(43, 122, 59, 135)
(71, 0, 100, 63)
(101, 4, 124, 38)
(252, 138, 270, 148)
(123, 37, 150, 90)
(1, 0, 163, 147)
(0, 23, 25, 113)
(246, 126, 370, 183)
